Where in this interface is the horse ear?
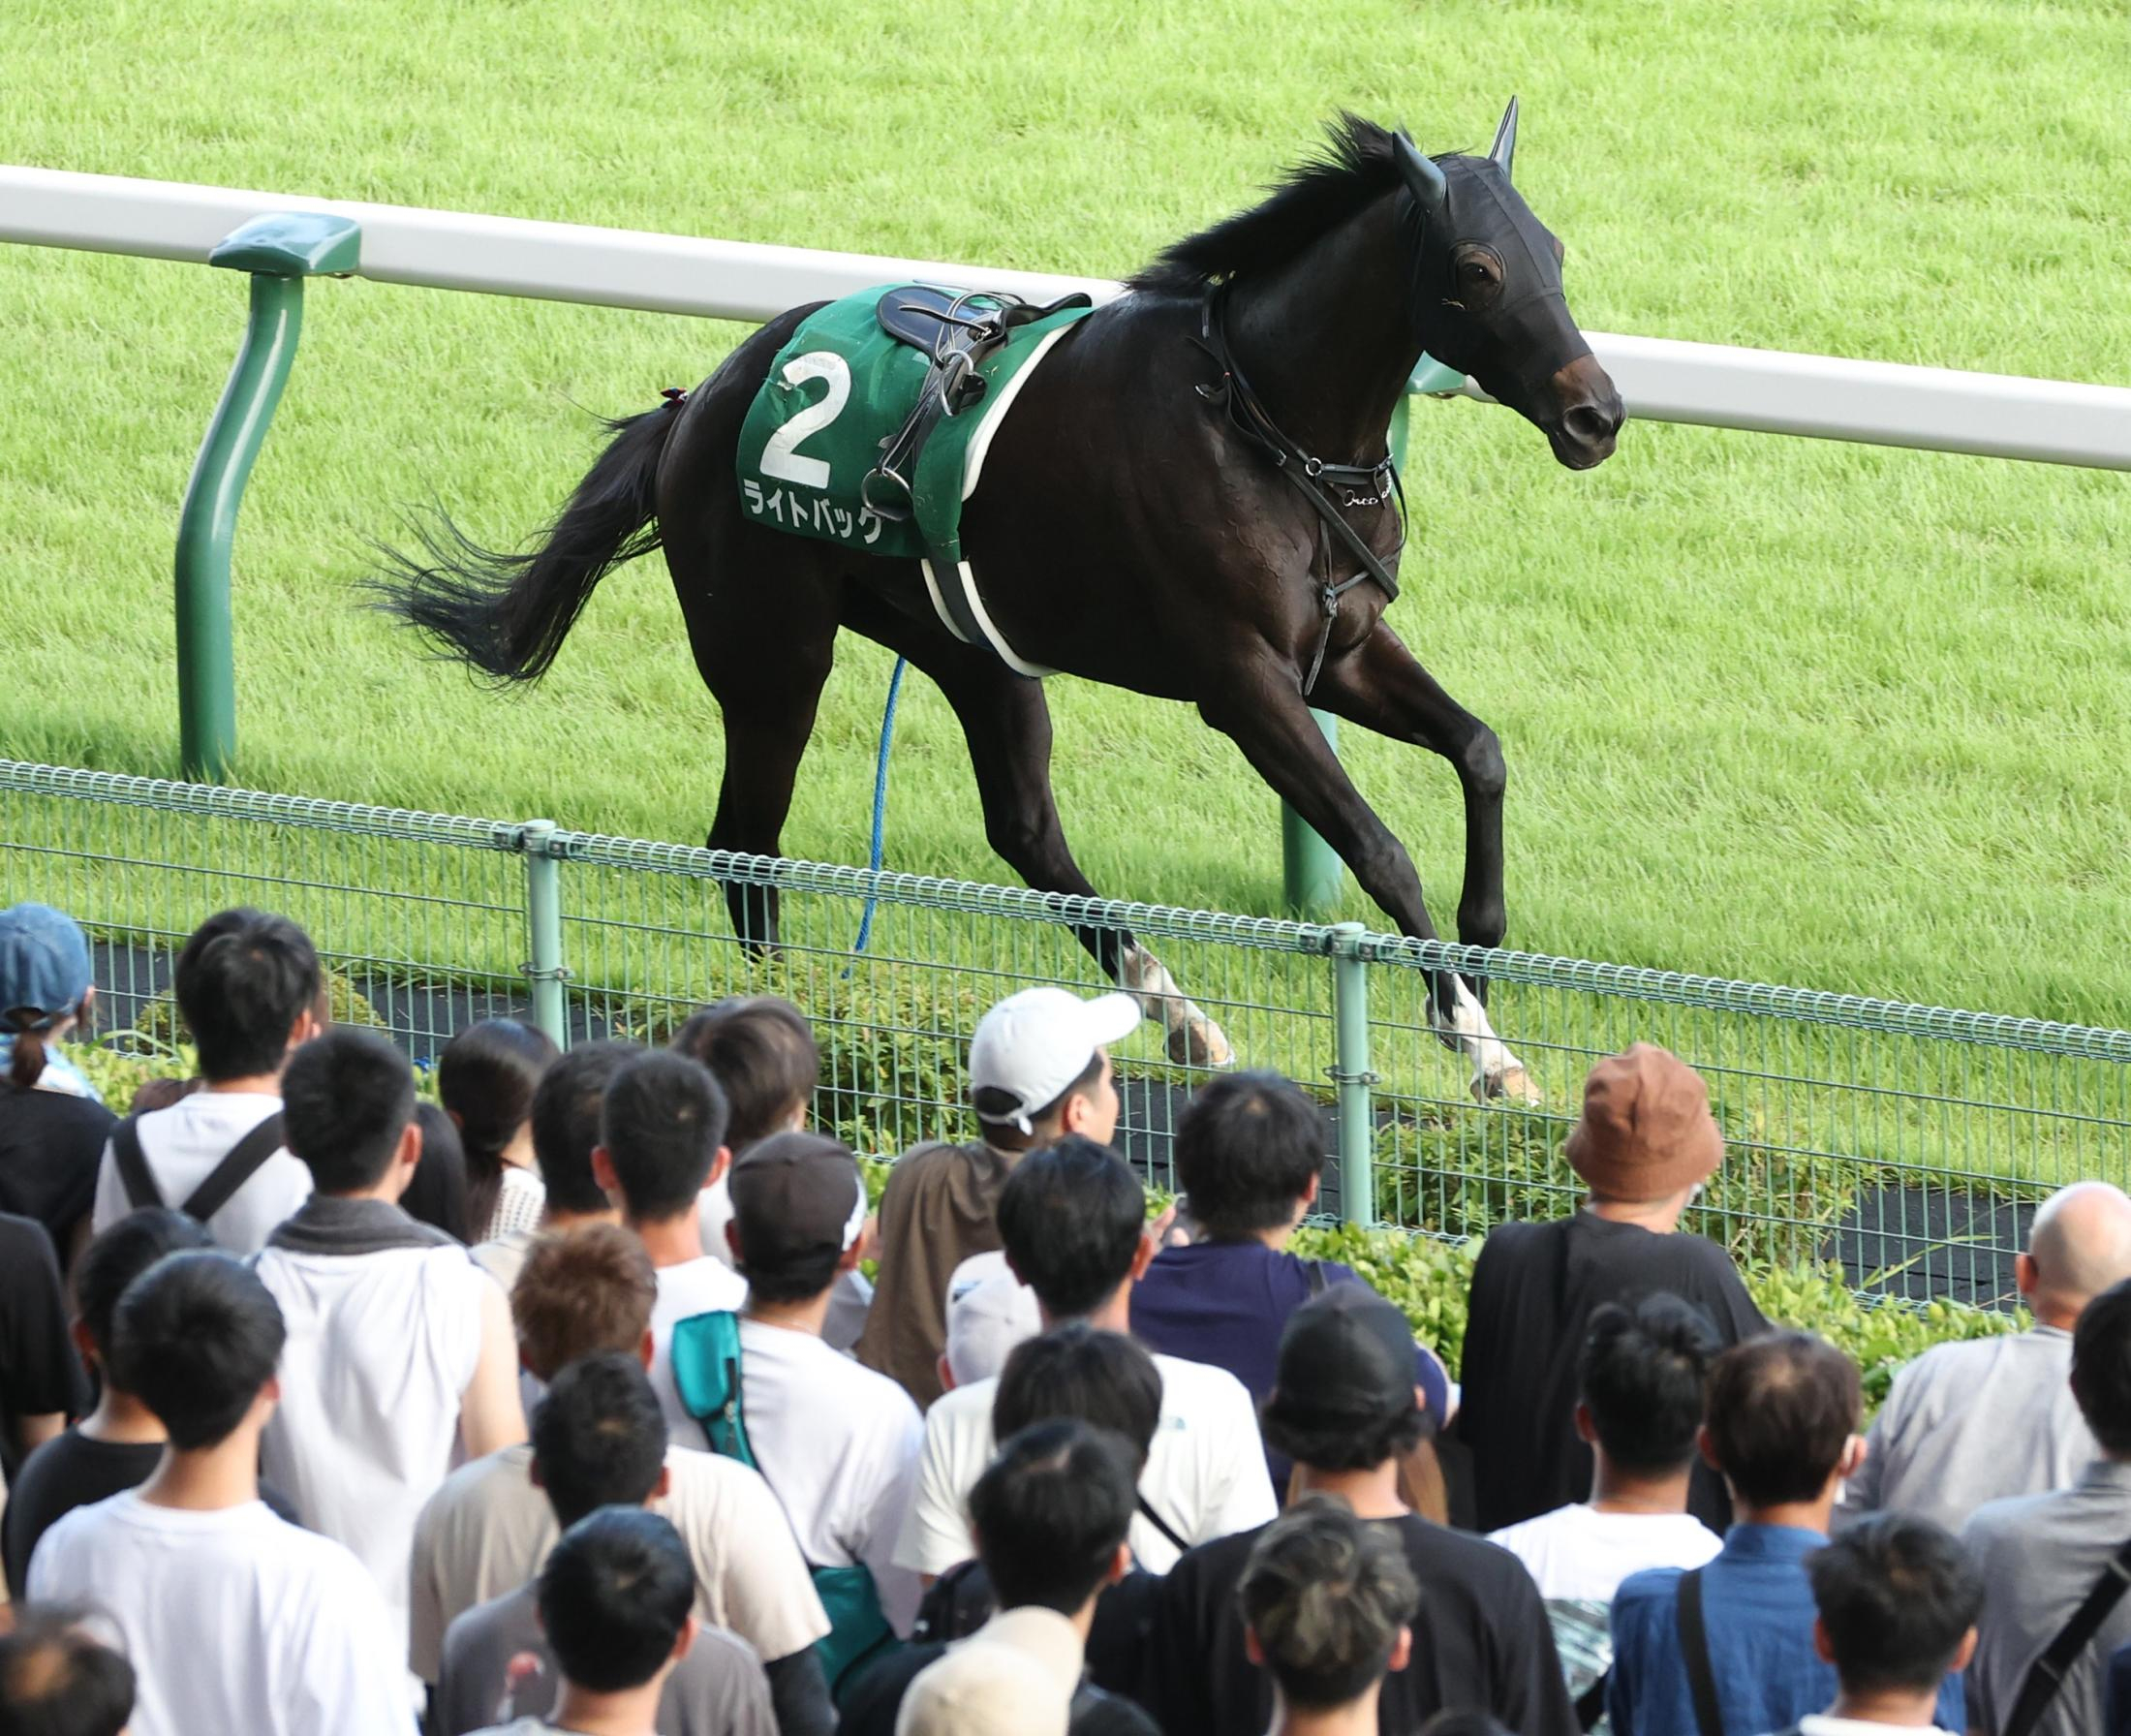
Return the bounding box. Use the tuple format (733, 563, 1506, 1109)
(1393, 130, 1449, 221)
(1489, 96, 1519, 179)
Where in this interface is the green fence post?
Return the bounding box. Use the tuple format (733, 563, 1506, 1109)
(519, 820, 569, 1048)
(1327, 921, 1376, 1226)
(175, 212, 360, 781)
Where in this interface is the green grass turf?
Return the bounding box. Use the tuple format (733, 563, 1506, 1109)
(3, 0, 2128, 1028)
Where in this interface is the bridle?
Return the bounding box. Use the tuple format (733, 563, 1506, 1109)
(1191, 283, 1407, 696)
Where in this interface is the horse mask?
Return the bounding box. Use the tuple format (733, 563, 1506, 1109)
(1395, 100, 1623, 470)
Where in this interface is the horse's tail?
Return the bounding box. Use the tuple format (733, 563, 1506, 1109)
(370, 401, 680, 683)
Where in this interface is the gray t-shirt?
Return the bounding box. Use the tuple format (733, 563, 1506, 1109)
(1837, 1324, 2093, 1534)
(1963, 1460, 2131, 1736)
(441, 1584, 777, 1736)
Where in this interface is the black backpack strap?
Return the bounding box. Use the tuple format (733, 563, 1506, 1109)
(1675, 1567, 1725, 1736)
(109, 1115, 165, 1211)
(1304, 1257, 1329, 1297)
(1134, 1492, 1189, 1557)
(2003, 1534, 2131, 1736)
(1574, 1667, 1610, 1733)
(180, 1112, 287, 1224)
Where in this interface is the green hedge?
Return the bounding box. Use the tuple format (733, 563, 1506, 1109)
(1288, 1222, 2016, 1412)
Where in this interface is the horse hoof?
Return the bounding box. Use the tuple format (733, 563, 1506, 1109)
(1167, 1014, 1234, 1070)
(1474, 1064, 1541, 1105)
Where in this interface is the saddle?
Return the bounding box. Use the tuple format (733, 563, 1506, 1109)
(863, 286, 1092, 520)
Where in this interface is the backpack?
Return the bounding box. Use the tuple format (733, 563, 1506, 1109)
(670, 1310, 904, 1700)
(109, 1110, 287, 1229)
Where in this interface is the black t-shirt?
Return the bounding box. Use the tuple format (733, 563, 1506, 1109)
(0, 1213, 89, 1480)
(0, 1086, 112, 1260)
(1453, 1213, 1769, 1534)
(1142, 1512, 1576, 1736)
(2, 1428, 160, 1595)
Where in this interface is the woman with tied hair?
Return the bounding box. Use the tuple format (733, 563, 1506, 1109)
(439, 1017, 559, 1247)
(0, 902, 115, 1257)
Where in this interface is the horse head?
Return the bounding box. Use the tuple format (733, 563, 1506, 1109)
(1394, 101, 1623, 471)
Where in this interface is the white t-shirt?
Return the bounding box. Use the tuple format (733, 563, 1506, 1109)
(1486, 1503, 1721, 1601)
(26, 1491, 407, 1736)
(409, 1440, 830, 1683)
(1799, 1721, 1958, 1736)
(735, 1318, 926, 1635)
(650, 1255, 752, 1448)
(90, 1090, 312, 1253)
(254, 1239, 490, 1645)
(897, 1349, 1277, 1576)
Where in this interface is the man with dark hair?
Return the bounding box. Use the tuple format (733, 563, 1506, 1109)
(438, 1353, 777, 1735)
(1609, 1332, 1962, 1736)
(858, 986, 1137, 1409)
(473, 1038, 639, 1293)
(673, 1000, 872, 1353)
(1241, 1494, 1421, 1736)
(899, 1137, 1273, 1584)
(27, 1251, 405, 1735)
(1841, 1181, 2131, 1534)
(461, 1508, 703, 1736)
(411, 1225, 832, 1727)
(255, 1026, 525, 1662)
(1781, 1515, 1981, 1735)
(1131, 1069, 1445, 1493)
(90, 907, 323, 1253)
(3, 1207, 211, 1593)
(845, 1420, 1155, 1736)
(1966, 1275, 2131, 1736)
(594, 1050, 749, 1444)
(0, 1609, 136, 1736)
(873, 1326, 1166, 1704)
(712, 1132, 924, 1640)
(1488, 1295, 1722, 1718)
(1455, 1045, 1767, 1534)
(1145, 1285, 1571, 1736)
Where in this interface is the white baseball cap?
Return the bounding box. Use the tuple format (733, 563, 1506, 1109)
(967, 986, 1141, 1135)
(944, 1253, 1042, 1388)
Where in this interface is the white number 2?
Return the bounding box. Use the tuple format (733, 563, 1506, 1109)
(758, 351, 851, 489)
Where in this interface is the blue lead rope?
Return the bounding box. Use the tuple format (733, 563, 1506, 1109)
(848, 656, 908, 967)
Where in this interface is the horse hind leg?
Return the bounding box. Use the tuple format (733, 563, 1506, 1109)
(837, 589, 1231, 1069)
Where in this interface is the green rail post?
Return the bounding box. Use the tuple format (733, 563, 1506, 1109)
(175, 212, 360, 781)
(520, 820, 569, 1047)
(1278, 356, 1466, 917)
(1327, 921, 1376, 1226)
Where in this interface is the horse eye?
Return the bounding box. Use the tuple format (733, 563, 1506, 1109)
(1463, 260, 1492, 281)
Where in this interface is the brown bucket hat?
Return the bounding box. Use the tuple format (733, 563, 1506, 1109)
(1564, 1042, 1724, 1202)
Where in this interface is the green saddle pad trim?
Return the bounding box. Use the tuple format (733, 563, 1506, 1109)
(734, 286, 1091, 565)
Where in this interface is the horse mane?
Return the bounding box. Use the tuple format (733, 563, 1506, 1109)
(1129, 113, 1460, 294)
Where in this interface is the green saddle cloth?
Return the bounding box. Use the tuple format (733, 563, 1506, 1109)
(734, 285, 1091, 569)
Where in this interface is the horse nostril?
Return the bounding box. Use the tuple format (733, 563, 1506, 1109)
(1563, 404, 1616, 447)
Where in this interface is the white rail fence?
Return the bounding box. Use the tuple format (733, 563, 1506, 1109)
(6, 164, 2131, 469)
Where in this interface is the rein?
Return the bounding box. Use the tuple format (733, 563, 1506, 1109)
(1191, 285, 1406, 696)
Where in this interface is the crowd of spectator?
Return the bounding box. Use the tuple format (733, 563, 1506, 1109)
(3, 896, 2131, 1736)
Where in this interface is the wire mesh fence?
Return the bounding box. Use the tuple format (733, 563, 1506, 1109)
(6, 758, 2125, 1311)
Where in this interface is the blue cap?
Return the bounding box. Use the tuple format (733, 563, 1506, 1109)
(0, 903, 93, 1030)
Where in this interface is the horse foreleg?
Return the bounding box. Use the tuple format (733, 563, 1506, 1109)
(1201, 656, 1532, 1102)
(839, 591, 1231, 1068)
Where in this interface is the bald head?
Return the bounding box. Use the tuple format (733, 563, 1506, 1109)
(2023, 1184, 2131, 1323)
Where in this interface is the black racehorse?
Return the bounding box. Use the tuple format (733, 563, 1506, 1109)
(376, 107, 1621, 1099)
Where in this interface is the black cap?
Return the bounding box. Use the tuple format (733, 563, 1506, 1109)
(1262, 1285, 1432, 1437)
(727, 1132, 865, 1274)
